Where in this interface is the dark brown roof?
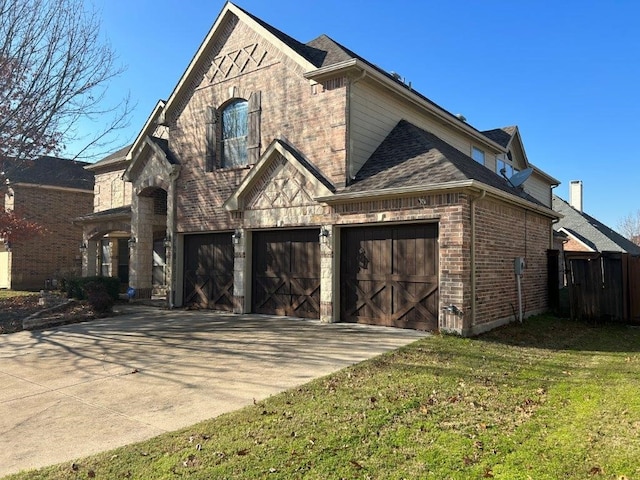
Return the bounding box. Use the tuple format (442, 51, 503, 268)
(343, 120, 542, 206)
(87, 144, 131, 170)
(2, 156, 94, 191)
(481, 126, 517, 148)
(149, 137, 178, 164)
(75, 205, 131, 222)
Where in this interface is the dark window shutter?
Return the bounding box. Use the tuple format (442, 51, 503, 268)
(247, 91, 261, 165)
(205, 106, 218, 171)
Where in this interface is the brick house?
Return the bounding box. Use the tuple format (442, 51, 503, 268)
(0, 157, 94, 290)
(553, 181, 640, 255)
(75, 144, 134, 286)
(86, 2, 560, 335)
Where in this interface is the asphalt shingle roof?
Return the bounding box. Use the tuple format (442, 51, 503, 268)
(2, 156, 94, 191)
(342, 120, 543, 207)
(481, 126, 517, 148)
(553, 195, 640, 254)
(88, 144, 131, 169)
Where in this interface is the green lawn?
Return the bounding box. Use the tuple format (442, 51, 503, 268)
(7, 315, 640, 480)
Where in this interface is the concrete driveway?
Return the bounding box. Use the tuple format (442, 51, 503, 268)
(0, 306, 426, 477)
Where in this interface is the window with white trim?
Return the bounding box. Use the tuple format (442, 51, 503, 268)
(471, 147, 485, 165)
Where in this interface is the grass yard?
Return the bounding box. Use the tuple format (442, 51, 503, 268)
(6, 315, 640, 480)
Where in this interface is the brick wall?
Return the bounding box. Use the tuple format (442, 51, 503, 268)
(563, 236, 592, 252)
(474, 197, 551, 330)
(10, 185, 93, 290)
(169, 17, 347, 233)
(331, 192, 470, 332)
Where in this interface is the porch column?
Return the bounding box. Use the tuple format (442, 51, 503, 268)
(233, 228, 247, 313)
(320, 225, 335, 323)
(129, 194, 154, 299)
(82, 240, 98, 277)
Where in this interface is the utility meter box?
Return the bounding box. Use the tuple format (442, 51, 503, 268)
(514, 257, 526, 275)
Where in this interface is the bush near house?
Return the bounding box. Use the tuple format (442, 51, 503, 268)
(60, 276, 120, 304)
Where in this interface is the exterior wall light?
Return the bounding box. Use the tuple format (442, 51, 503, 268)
(79, 241, 87, 252)
(163, 236, 172, 248)
(232, 229, 242, 244)
(319, 227, 330, 243)
(128, 237, 137, 248)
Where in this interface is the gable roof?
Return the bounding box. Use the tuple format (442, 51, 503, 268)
(343, 120, 542, 205)
(2, 156, 94, 191)
(482, 126, 517, 148)
(224, 138, 334, 211)
(152, 2, 505, 155)
(162, 2, 317, 122)
(553, 195, 640, 254)
(85, 144, 132, 171)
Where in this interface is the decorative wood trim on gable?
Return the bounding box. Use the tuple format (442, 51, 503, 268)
(162, 2, 316, 125)
(223, 139, 334, 211)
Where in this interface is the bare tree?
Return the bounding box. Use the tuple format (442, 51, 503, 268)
(0, 0, 132, 166)
(618, 210, 640, 246)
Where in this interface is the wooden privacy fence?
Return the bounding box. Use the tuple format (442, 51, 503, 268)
(565, 251, 640, 324)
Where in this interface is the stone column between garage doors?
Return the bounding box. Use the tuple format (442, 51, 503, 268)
(320, 224, 335, 323)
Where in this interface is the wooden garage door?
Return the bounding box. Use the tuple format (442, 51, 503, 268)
(183, 233, 234, 311)
(341, 224, 439, 330)
(252, 230, 320, 319)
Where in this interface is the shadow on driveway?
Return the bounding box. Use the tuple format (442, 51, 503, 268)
(0, 307, 427, 476)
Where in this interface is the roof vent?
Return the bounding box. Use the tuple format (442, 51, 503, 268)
(456, 113, 467, 122)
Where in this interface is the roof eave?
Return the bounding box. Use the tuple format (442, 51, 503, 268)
(316, 179, 559, 219)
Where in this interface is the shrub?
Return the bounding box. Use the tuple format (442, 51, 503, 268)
(60, 276, 120, 302)
(84, 281, 114, 314)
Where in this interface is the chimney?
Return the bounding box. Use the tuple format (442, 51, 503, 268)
(569, 180, 583, 212)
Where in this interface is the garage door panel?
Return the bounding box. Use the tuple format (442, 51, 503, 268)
(253, 230, 320, 319)
(341, 224, 439, 330)
(184, 233, 234, 311)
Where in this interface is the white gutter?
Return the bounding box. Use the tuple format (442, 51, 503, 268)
(316, 180, 559, 219)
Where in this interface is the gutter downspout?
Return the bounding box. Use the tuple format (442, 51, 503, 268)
(470, 189, 486, 329)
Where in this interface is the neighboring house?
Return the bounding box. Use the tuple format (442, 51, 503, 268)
(82, 2, 560, 335)
(553, 181, 640, 255)
(0, 157, 94, 290)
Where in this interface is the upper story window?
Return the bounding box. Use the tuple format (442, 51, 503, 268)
(221, 99, 248, 168)
(205, 92, 261, 172)
(496, 151, 517, 178)
(471, 147, 485, 165)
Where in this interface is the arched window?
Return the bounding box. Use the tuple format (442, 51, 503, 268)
(221, 99, 248, 168)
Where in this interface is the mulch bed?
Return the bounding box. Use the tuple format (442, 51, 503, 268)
(0, 294, 99, 334)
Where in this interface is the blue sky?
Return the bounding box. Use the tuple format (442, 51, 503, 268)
(86, 0, 640, 229)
